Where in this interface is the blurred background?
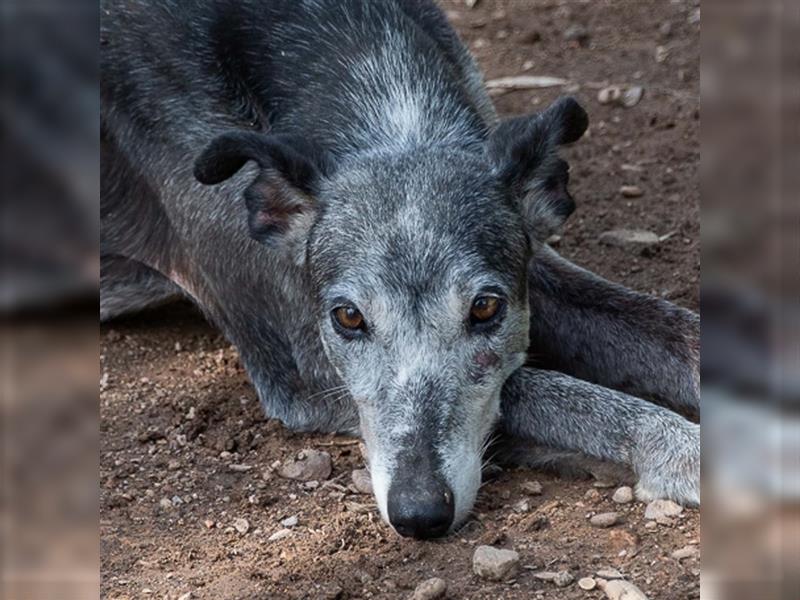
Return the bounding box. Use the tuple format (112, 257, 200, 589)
(1, 0, 99, 598)
(701, 1, 800, 599)
(1, 0, 798, 598)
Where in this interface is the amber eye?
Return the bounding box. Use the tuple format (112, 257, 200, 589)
(333, 306, 365, 331)
(470, 296, 502, 324)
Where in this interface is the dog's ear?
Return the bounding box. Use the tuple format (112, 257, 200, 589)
(195, 131, 327, 259)
(489, 96, 588, 242)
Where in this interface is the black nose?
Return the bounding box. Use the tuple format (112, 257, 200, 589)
(387, 480, 455, 539)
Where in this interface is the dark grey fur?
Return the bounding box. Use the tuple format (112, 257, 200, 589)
(101, 0, 699, 536)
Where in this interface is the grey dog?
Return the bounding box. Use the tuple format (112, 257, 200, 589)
(101, 0, 699, 539)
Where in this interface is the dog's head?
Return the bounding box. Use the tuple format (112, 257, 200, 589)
(195, 97, 587, 538)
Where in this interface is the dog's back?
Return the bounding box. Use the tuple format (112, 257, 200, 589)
(101, 0, 494, 163)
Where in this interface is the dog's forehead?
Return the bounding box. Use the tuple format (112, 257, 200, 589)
(321, 209, 520, 305)
(313, 149, 528, 289)
(323, 148, 500, 223)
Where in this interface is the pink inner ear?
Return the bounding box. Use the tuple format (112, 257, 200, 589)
(252, 209, 280, 230)
(247, 177, 309, 235)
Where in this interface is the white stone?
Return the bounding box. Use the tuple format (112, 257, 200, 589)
(612, 486, 634, 504)
(644, 499, 683, 520)
(233, 518, 250, 534)
(278, 449, 332, 481)
(472, 545, 520, 581)
(411, 577, 447, 600)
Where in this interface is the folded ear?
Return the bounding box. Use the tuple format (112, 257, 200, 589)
(194, 131, 327, 257)
(489, 96, 588, 242)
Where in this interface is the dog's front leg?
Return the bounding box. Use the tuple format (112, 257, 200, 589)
(527, 245, 699, 414)
(500, 367, 700, 506)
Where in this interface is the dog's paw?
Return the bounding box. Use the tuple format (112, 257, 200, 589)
(633, 418, 700, 507)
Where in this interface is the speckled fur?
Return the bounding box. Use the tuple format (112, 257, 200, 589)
(101, 0, 700, 532)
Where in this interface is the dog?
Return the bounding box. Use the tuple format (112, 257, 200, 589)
(101, 0, 699, 539)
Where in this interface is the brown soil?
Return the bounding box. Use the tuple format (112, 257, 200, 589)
(100, 1, 700, 599)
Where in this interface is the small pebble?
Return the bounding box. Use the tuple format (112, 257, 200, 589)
(553, 570, 574, 588)
(233, 518, 250, 534)
(280, 515, 298, 528)
(612, 486, 634, 504)
(597, 578, 650, 600)
(563, 24, 590, 45)
(622, 86, 644, 107)
(472, 545, 520, 581)
(644, 499, 684, 520)
(620, 185, 644, 198)
(585, 488, 602, 502)
(268, 527, 292, 541)
(411, 577, 447, 600)
(596, 569, 624, 580)
(672, 545, 700, 560)
(513, 500, 530, 513)
(599, 229, 660, 250)
(598, 85, 644, 108)
(278, 449, 332, 482)
(521, 480, 543, 495)
(579, 577, 597, 590)
(228, 463, 253, 472)
(593, 480, 616, 489)
(351, 469, 373, 494)
(590, 512, 621, 528)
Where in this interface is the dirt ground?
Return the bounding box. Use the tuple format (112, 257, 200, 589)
(100, 1, 700, 598)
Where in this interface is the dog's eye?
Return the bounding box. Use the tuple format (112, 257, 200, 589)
(332, 306, 365, 332)
(470, 296, 503, 325)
